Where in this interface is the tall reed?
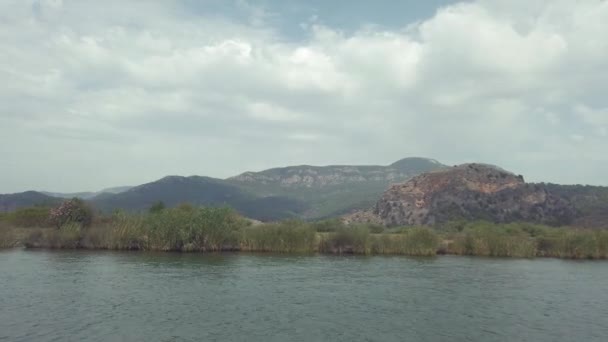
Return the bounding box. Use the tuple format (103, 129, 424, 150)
(240, 220, 316, 253)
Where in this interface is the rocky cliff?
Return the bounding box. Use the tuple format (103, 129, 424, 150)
(228, 157, 446, 189)
(345, 164, 576, 226)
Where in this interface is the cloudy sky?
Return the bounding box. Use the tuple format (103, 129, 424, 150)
(1, 0, 607, 193)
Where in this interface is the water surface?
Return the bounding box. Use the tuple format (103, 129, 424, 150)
(0, 250, 606, 341)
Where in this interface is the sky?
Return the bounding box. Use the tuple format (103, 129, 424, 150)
(1, 0, 607, 193)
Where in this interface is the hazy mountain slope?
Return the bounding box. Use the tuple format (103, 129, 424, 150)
(42, 191, 96, 199)
(99, 186, 133, 194)
(0, 191, 62, 212)
(228, 157, 447, 218)
(91, 176, 307, 221)
(43, 185, 132, 200)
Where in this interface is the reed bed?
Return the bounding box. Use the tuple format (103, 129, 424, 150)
(1, 207, 606, 258)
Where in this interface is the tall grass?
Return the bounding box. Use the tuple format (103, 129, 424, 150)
(240, 220, 316, 253)
(0, 227, 18, 248)
(317, 226, 440, 256)
(448, 225, 537, 258)
(3, 205, 607, 259)
(319, 225, 371, 254)
(23, 222, 82, 249)
(444, 221, 608, 259)
(83, 213, 146, 250)
(536, 229, 608, 259)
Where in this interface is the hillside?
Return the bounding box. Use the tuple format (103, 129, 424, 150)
(345, 164, 576, 226)
(228, 157, 447, 218)
(91, 176, 306, 221)
(0, 191, 62, 212)
(540, 183, 608, 228)
(42, 185, 132, 200)
(0, 157, 444, 220)
(5, 158, 607, 226)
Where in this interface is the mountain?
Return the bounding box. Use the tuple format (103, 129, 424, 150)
(89, 157, 445, 220)
(42, 185, 132, 200)
(9, 157, 606, 226)
(91, 176, 307, 221)
(0, 157, 445, 220)
(0, 191, 62, 212)
(345, 164, 576, 226)
(99, 186, 133, 194)
(228, 157, 447, 218)
(42, 191, 96, 199)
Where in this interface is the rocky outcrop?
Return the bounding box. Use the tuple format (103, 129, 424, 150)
(345, 164, 576, 226)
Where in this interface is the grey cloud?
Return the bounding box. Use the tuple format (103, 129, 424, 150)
(1, 0, 607, 193)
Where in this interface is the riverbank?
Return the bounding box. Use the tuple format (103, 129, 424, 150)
(1, 206, 607, 259)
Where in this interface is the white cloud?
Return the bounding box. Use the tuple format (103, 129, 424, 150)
(1, 0, 608, 192)
(248, 102, 301, 122)
(575, 104, 608, 126)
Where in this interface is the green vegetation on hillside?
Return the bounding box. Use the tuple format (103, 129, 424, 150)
(91, 176, 308, 221)
(0, 191, 61, 212)
(541, 183, 608, 227)
(1, 203, 606, 259)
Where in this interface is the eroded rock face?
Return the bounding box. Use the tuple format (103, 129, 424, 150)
(347, 164, 576, 226)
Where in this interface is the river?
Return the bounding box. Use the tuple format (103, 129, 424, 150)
(0, 250, 606, 341)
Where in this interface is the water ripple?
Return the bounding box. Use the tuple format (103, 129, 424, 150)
(0, 250, 607, 341)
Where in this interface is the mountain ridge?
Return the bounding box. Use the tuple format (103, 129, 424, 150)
(3, 158, 608, 227)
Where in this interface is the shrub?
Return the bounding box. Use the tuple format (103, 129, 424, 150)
(49, 198, 94, 229)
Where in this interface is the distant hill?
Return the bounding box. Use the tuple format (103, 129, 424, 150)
(99, 186, 133, 194)
(228, 157, 447, 218)
(91, 176, 307, 221)
(0, 157, 448, 220)
(42, 185, 132, 200)
(345, 164, 577, 226)
(540, 183, 608, 228)
(6, 157, 607, 226)
(0, 191, 62, 212)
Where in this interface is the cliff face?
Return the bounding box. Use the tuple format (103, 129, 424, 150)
(228, 157, 446, 189)
(346, 164, 576, 226)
